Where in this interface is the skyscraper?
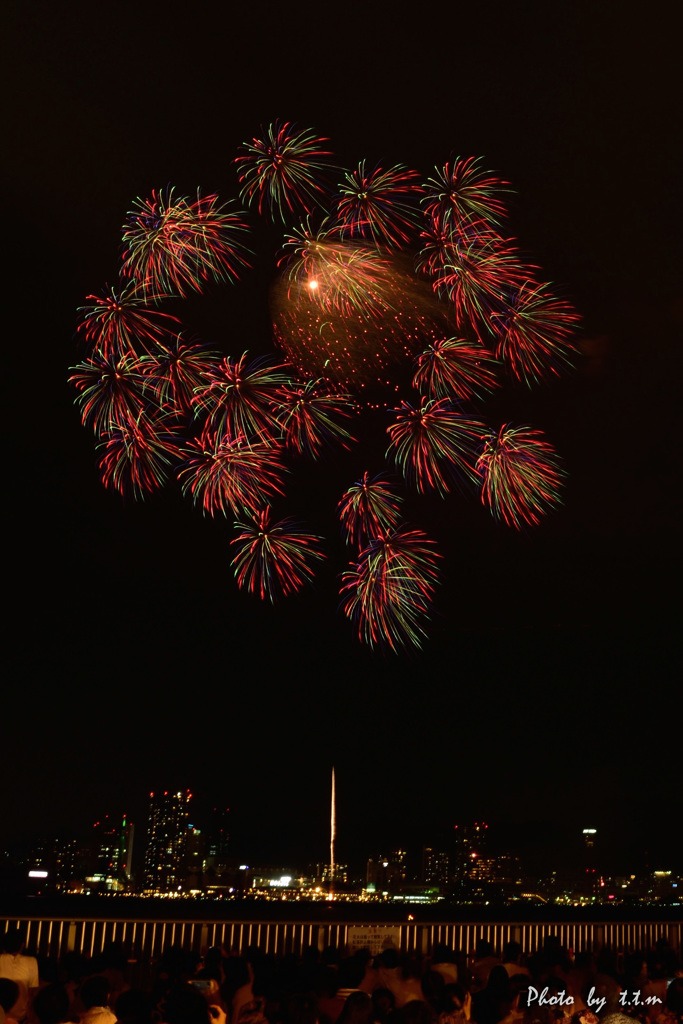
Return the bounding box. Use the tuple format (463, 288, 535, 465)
(92, 814, 134, 885)
(453, 822, 488, 879)
(144, 790, 192, 893)
(422, 846, 449, 887)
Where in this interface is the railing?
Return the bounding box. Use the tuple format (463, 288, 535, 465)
(2, 916, 680, 960)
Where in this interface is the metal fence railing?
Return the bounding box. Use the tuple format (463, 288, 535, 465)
(1, 916, 680, 960)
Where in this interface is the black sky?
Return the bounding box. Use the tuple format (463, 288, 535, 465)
(5, 1, 681, 878)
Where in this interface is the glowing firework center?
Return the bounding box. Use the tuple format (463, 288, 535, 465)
(270, 247, 456, 393)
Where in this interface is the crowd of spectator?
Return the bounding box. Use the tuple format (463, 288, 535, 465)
(1, 927, 681, 1024)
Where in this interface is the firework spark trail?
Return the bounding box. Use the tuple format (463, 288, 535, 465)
(477, 424, 565, 528)
(76, 281, 180, 361)
(178, 432, 287, 517)
(413, 337, 501, 402)
(334, 161, 423, 247)
(99, 413, 182, 498)
(491, 281, 580, 385)
(121, 189, 251, 297)
(235, 120, 334, 221)
(387, 398, 486, 495)
(340, 526, 441, 652)
(231, 508, 326, 602)
(423, 157, 511, 229)
(337, 472, 404, 548)
(192, 353, 291, 443)
(138, 336, 223, 417)
(274, 379, 356, 458)
(69, 352, 147, 435)
(280, 220, 394, 319)
(433, 233, 529, 339)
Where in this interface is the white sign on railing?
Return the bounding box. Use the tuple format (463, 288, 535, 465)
(347, 926, 401, 955)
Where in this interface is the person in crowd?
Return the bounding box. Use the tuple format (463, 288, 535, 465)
(470, 946, 501, 995)
(31, 985, 70, 1024)
(111, 990, 154, 1024)
(0, 980, 20, 1024)
(372, 988, 396, 1024)
(79, 977, 117, 1024)
(471, 966, 512, 1024)
(501, 947, 530, 981)
(336, 992, 374, 1024)
(431, 949, 458, 988)
(0, 930, 39, 1024)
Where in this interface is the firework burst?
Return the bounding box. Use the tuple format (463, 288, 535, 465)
(72, 119, 579, 651)
(280, 220, 393, 319)
(337, 472, 404, 548)
(423, 157, 510, 229)
(433, 232, 528, 338)
(192, 353, 290, 443)
(121, 189, 251, 297)
(99, 413, 182, 499)
(387, 398, 486, 495)
(231, 508, 326, 602)
(139, 335, 222, 417)
(235, 120, 333, 221)
(413, 337, 501, 402)
(178, 431, 286, 517)
(415, 211, 459, 278)
(491, 281, 579, 385)
(275, 379, 356, 458)
(477, 424, 565, 528)
(69, 351, 147, 435)
(340, 526, 441, 652)
(76, 281, 179, 360)
(334, 161, 422, 247)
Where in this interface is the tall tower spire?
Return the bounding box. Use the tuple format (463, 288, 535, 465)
(330, 766, 336, 895)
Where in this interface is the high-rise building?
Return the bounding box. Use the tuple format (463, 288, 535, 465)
(422, 846, 449, 887)
(204, 806, 230, 870)
(366, 850, 407, 891)
(453, 822, 488, 878)
(92, 814, 134, 885)
(581, 828, 598, 896)
(144, 790, 192, 892)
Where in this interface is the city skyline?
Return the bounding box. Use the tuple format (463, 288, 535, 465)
(3, 776, 681, 906)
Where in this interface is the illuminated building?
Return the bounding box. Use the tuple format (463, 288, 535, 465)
(422, 846, 449, 887)
(315, 862, 349, 884)
(24, 837, 80, 892)
(453, 822, 488, 878)
(581, 828, 598, 896)
(204, 806, 230, 871)
(583, 828, 597, 856)
(91, 814, 134, 888)
(366, 850, 407, 891)
(144, 790, 192, 892)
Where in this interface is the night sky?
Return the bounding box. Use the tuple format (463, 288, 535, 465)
(5, 2, 681, 879)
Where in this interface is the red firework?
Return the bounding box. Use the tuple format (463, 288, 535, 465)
(387, 399, 486, 495)
(491, 281, 579, 386)
(477, 424, 565, 528)
(337, 472, 404, 548)
(334, 161, 423, 247)
(77, 281, 179, 360)
(121, 189, 251, 297)
(231, 508, 326, 602)
(178, 431, 287, 517)
(340, 526, 441, 652)
(99, 413, 182, 498)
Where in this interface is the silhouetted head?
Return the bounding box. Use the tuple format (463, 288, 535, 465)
(0, 980, 19, 1014)
(1, 930, 23, 956)
(80, 977, 111, 1010)
(33, 985, 70, 1024)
